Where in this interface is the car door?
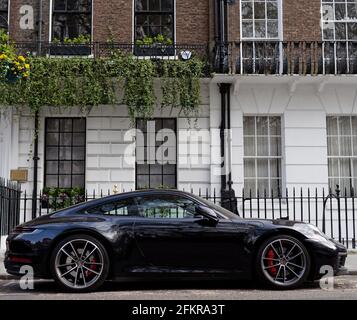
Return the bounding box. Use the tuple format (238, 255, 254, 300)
(83, 197, 145, 272)
(132, 193, 249, 272)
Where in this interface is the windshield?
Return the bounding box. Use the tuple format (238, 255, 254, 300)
(194, 196, 240, 220)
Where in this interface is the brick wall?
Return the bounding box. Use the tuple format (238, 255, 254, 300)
(283, 0, 322, 41)
(7, 0, 323, 44)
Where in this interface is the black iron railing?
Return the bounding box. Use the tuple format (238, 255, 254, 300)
(12, 42, 209, 61)
(0, 178, 21, 236)
(213, 41, 357, 75)
(1, 178, 356, 249)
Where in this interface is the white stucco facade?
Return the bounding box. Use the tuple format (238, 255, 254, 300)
(1, 76, 357, 244)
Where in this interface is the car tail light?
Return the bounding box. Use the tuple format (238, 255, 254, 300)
(8, 255, 32, 264)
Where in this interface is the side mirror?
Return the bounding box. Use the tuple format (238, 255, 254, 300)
(195, 205, 219, 225)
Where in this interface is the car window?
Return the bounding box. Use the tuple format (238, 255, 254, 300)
(135, 194, 197, 219)
(84, 198, 138, 216)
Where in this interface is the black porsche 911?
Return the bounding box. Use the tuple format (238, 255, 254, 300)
(4, 189, 347, 292)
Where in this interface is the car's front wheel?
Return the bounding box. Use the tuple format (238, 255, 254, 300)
(256, 235, 311, 290)
(50, 234, 109, 292)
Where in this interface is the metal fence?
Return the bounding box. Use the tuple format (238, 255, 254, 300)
(214, 41, 357, 75)
(1, 180, 357, 249)
(0, 178, 21, 236)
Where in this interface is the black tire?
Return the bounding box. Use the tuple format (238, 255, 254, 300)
(50, 234, 110, 293)
(255, 235, 311, 290)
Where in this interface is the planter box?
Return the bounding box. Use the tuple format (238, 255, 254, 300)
(49, 45, 92, 56)
(134, 45, 175, 57)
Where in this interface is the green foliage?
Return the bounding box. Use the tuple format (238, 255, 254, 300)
(0, 37, 207, 123)
(136, 34, 173, 46)
(41, 187, 85, 210)
(0, 29, 30, 83)
(52, 34, 91, 45)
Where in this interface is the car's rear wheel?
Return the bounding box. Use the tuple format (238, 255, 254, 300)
(50, 234, 109, 292)
(256, 235, 310, 290)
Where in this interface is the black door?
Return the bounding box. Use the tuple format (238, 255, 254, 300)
(133, 193, 249, 272)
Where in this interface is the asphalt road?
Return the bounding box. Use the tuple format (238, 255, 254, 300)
(1, 276, 357, 300)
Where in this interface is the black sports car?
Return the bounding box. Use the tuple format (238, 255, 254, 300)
(4, 190, 347, 292)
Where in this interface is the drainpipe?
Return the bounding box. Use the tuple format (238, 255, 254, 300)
(37, 0, 43, 55)
(216, 0, 238, 214)
(32, 0, 43, 218)
(31, 111, 39, 219)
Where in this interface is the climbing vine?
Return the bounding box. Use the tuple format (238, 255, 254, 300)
(0, 32, 208, 123)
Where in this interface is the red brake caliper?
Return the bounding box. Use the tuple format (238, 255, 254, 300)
(85, 257, 97, 277)
(267, 249, 277, 276)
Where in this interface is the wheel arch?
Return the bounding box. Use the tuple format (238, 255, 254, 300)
(251, 228, 315, 278)
(45, 228, 115, 279)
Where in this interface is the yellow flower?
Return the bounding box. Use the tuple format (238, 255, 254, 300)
(25, 64, 30, 69)
(23, 72, 29, 78)
(0, 54, 6, 60)
(18, 55, 25, 62)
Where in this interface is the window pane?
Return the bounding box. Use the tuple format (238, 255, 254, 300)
(327, 117, 338, 135)
(60, 133, 72, 145)
(328, 158, 339, 177)
(73, 133, 85, 145)
(254, 2, 266, 19)
(59, 175, 71, 188)
(72, 175, 85, 188)
(244, 137, 256, 156)
(137, 175, 150, 189)
(267, 2, 278, 19)
(339, 117, 351, 135)
(46, 161, 59, 174)
(73, 147, 85, 160)
(136, 0, 148, 11)
(267, 20, 278, 38)
(270, 137, 281, 156)
(348, 23, 357, 40)
(256, 116, 268, 135)
(244, 179, 256, 195)
(244, 159, 256, 177)
(270, 158, 281, 178)
(47, 133, 59, 145)
(257, 137, 269, 156)
(340, 158, 352, 177)
(340, 136, 352, 156)
(335, 3, 346, 20)
(242, 2, 253, 19)
(327, 136, 339, 156)
(72, 161, 85, 174)
(161, 0, 173, 11)
(59, 161, 71, 173)
(244, 116, 256, 135)
(47, 119, 60, 132)
(242, 21, 254, 38)
(348, 3, 357, 19)
(162, 175, 176, 188)
(257, 159, 269, 177)
(335, 22, 346, 40)
(60, 119, 72, 132)
(257, 179, 269, 194)
(255, 21, 266, 38)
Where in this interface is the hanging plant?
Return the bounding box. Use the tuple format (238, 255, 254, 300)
(0, 29, 30, 83)
(0, 32, 208, 125)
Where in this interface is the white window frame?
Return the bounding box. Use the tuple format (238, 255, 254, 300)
(48, 0, 94, 42)
(243, 115, 283, 197)
(239, 0, 283, 74)
(327, 115, 357, 195)
(0, 0, 9, 31)
(320, 0, 357, 73)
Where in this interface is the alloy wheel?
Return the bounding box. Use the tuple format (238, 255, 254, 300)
(260, 238, 307, 287)
(54, 239, 104, 290)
